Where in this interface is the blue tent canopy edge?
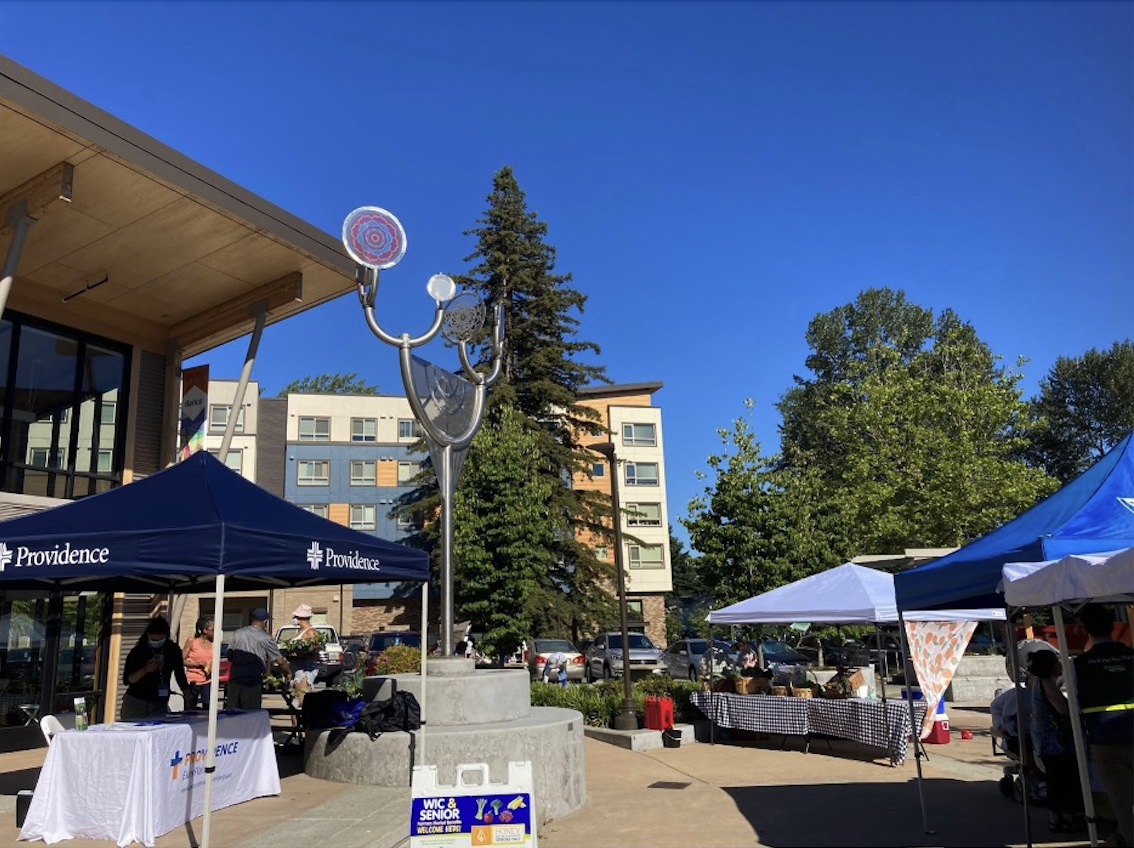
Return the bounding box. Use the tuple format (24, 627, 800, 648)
(895, 431, 1134, 611)
(0, 451, 429, 591)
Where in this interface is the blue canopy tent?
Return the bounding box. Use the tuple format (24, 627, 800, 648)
(895, 431, 1134, 611)
(0, 450, 429, 846)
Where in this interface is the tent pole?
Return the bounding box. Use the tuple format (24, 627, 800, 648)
(1005, 611, 1034, 848)
(898, 611, 933, 833)
(419, 580, 428, 767)
(201, 574, 226, 848)
(708, 621, 714, 746)
(1053, 604, 1099, 847)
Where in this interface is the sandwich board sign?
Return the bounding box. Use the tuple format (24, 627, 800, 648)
(410, 761, 536, 847)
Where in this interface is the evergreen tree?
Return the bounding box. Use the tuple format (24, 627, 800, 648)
(1025, 340, 1134, 482)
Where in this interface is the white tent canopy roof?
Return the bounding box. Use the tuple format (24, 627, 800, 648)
(1001, 547, 1134, 607)
(707, 562, 1006, 625)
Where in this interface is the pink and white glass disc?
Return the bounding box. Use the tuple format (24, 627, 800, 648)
(342, 207, 408, 270)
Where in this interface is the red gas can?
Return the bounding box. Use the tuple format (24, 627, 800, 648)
(644, 695, 660, 730)
(658, 696, 674, 730)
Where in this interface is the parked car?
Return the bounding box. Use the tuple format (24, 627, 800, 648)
(583, 632, 665, 682)
(365, 630, 422, 666)
(752, 639, 812, 667)
(794, 635, 867, 667)
(663, 639, 736, 680)
(861, 631, 903, 673)
(275, 624, 344, 684)
(527, 638, 586, 682)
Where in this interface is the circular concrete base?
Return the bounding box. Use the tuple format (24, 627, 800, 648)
(304, 706, 586, 820)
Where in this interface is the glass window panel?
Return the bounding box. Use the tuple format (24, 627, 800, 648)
(350, 460, 376, 486)
(302, 504, 329, 518)
(207, 449, 242, 473)
(398, 419, 423, 440)
(626, 502, 662, 526)
(397, 461, 417, 486)
(350, 504, 376, 530)
(209, 405, 244, 433)
(351, 418, 377, 442)
(625, 462, 658, 486)
(622, 423, 657, 446)
(297, 460, 329, 485)
(628, 543, 664, 569)
(298, 417, 330, 441)
(592, 463, 605, 477)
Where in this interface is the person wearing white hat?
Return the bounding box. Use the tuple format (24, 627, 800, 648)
(288, 604, 320, 703)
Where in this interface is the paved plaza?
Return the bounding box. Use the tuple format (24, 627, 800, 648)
(0, 701, 1107, 848)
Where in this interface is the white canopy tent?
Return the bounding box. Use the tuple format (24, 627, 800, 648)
(706, 562, 1007, 834)
(1000, 546, 1134, 848)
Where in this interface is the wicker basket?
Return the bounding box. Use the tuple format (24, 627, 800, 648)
(771, 685, 789, 697)
(790, 685, 814, 698)
(736, 677, 769, 695)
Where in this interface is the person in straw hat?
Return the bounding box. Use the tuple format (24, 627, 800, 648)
(288, 604, 321, 704)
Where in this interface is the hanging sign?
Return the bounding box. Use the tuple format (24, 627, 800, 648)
(410, 761, 536, 848)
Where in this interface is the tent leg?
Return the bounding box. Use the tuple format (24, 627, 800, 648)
(419, 580, 428, 767)
(201, 574, 226, 848)
(1054, 605, 1100, 848)
(898, 612, 934, 834)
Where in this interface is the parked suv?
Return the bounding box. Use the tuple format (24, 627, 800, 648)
(274, 624, 343, 684)
(583, 632, 665, 682)
(365, 630, 421, 663)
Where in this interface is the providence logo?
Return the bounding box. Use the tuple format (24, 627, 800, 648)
(0, 541, 109, 570)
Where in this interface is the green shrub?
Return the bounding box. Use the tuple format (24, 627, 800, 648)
(529, 677, 702, 727)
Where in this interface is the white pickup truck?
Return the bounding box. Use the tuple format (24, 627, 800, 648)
(274, 624, 344, 684)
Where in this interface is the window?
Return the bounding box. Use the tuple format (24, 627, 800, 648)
(626, 502, 662, 527)
(297, 460, 330, 486)
(628, 544, 664, 569)
(208, 449, 242, 473)
(97, 449, 113, 473)
(298, 416, 330, 441)
(351, 418, 377, 443)
(209, 405, 244, 433)
(350, 460, 376, 486)
(302, 504, 329, 519)
(593, 545, 609, 561)
(622, 422, 656, 446)
(100, 401, 117, 425)
(397, 461, 418, 486)
(592, 463, 605, 477)
(396, 510, 422, 530)
(28, 448, 65, 468)
(625, 462, 658, 486)
(626, 600, 644, 621)
(350, 504, 376, 530)
(398, 419, 423, 440)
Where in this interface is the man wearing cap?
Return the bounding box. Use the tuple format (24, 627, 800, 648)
(226, 608, 291, 710)
(288, 604, 321, 704)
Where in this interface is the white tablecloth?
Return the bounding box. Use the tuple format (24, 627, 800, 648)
(690, 692, 927, 765)
(19, 709, 280, 847)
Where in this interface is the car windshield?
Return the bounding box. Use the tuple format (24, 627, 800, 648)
(535, 639, 576, 653)
(761, 641, 794, 652)
(276, 626, 336, 642)
(369, 633, 421, 651)
(614, 634, 655, 650)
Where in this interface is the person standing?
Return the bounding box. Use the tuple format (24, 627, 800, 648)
(288, 604, 320, 705)
(1075, 604, 1133, 848)
(181, 615, 215, 710)
(225, 608, 291, 710)
(121, 616, 190, 720)
(1030, 648, 1085, 833)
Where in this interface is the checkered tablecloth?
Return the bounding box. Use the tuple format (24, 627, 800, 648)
(690, 692, 927, 765)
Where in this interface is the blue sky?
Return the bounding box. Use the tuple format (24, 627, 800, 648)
(2, 2, 1131, 548)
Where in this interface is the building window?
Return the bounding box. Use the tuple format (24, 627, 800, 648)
(625, 462, 658, 487)
(396, 509, 423, 531)
(628, 544, 664, 569)
(302, 504, 329, 518)
(622, 422, 656, 446)
(592, 463, 605, 477)
(350, 460, 376, 486)
(100, 401, 117, 425)
(28, 447, 65, 468)
(97, 449, 113, 473)
(351, 418, 377, 443)
(209, 405, 244, 433)
(298, 416, 330, 442)
(350, 504, 376, 530)
(208, 449, 242, 474)
(626, 600, 645, 621)
(398, 419, 423, 440)
(593, 545, 609, 561)
(297, 460, 330, 486)
(626, 502, 662, 527)
(397, 461, 418, 486)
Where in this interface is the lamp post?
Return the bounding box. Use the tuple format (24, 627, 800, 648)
(589, 441, 637, 731)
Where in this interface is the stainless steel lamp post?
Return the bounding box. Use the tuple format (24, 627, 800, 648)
(589, 441, 638, 731)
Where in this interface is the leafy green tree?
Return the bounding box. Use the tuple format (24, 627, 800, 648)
(442, 166, 615, 637)
(1025, 340, 1134, 482)
(668, 528, 704, 597)
(276, 372, 379, 396)
(778, 288, 1057, 553)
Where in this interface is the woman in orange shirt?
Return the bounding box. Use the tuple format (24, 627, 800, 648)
(182, 615, 215, 709)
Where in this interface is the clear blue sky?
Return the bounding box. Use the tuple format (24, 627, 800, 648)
(3, 2, 1131, 548)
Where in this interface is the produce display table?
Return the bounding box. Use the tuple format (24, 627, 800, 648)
(690, 692, 927, 765)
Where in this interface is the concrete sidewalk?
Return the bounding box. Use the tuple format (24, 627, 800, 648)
(0, 702, 1104, 848)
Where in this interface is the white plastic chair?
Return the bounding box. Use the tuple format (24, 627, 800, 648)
(39, 714, 66, 746)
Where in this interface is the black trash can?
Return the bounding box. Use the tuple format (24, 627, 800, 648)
(662, 727, 682, 749)
(16, 789, 33, 827)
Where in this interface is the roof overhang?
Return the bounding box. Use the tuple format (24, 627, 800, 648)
(0, 54, 359, 359)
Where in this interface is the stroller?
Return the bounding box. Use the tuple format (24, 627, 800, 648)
(991, 639, 1056, 805)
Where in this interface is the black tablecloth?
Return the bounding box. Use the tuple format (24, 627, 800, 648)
(690, 692, 927, 765)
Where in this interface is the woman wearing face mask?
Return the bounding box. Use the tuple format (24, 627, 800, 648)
(121, 616, 190, 720)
